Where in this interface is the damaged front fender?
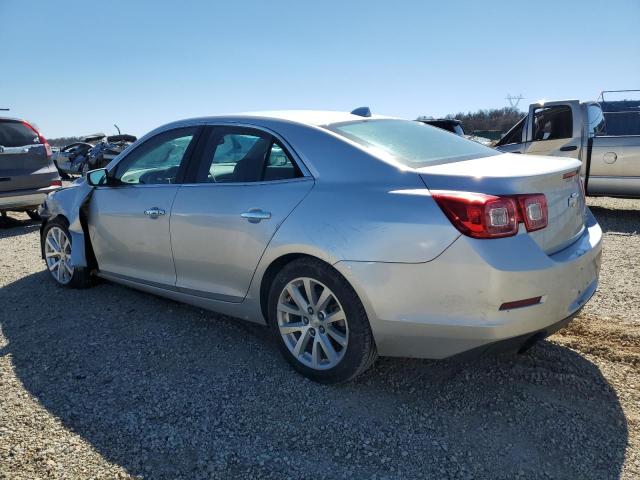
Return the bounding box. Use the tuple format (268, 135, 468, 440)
(40, 179, 95, 268)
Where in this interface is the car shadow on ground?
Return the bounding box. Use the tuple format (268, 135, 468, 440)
(0, 271, 628, 479)
(590, 205, 639, 234)
(0, 216, 40, 239)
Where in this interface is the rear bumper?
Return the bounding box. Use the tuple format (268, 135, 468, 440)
(0, 185, 60, 210)
(335, 210, 602, 359)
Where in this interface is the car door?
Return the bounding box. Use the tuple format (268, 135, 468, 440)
(87, 126, 201, 286)
(170, 125, 314, 302)
(523, 101, 582, 159)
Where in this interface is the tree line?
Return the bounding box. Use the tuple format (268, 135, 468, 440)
(418, 107, 524, 136)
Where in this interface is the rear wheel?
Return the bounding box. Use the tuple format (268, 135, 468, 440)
(26, 210, 40, 221)
(42, 218, 93, 288)
(268, 258, 377, 383)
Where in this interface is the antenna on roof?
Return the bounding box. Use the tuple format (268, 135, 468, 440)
(351, 106, 371, 118)
(0, 108, 9, 111)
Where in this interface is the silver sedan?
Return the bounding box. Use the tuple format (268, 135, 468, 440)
(39, 110, 603, 383)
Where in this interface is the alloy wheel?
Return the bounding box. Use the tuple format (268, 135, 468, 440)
(277, 277, 349, 370)
(44, 226, 74, 285)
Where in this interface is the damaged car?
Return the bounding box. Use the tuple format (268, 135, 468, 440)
(39, 109, 603, 383)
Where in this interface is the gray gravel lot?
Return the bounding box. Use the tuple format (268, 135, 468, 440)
(0, 197, 639, 479)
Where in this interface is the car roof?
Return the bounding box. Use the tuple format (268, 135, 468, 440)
(201, 110, 394, 127)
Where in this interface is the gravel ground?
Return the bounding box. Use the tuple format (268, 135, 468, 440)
(0, 197, 638, 480)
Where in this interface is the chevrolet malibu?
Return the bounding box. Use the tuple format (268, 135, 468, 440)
(39, 109, 602, 383)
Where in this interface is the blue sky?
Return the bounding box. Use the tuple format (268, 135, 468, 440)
(1, 0, 638, 138)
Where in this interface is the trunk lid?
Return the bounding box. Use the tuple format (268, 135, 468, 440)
(417, 153, 586, 254)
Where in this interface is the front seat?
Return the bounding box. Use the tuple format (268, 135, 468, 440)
(231, 139, 270, 182)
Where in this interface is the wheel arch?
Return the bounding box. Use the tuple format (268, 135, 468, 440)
(257, 251, 377, 331)
(259, 253, 318, 323)
(40, 210, 98, 271)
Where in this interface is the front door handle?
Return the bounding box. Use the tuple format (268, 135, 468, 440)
(560, 145, 578, 152)
(241, 209, 271, 223)
(144, 207, 166, 219)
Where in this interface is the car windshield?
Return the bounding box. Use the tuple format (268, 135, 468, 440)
(326, 119, 497, 167)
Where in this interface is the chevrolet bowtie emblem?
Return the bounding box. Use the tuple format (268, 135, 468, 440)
(568, 192, 579, 208)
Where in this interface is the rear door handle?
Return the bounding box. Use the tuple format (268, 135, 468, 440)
(144, 207, 166, 219)
(560, 145, 578, 152)
(241, 209, 271, 223)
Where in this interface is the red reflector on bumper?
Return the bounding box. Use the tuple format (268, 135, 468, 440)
(499, 296, 542, 311)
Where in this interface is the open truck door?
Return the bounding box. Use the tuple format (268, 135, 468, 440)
(523, 100, 582, 160)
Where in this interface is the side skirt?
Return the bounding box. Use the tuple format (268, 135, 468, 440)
(96, 271, 265, 325)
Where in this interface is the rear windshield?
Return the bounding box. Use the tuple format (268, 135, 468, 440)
(0, 120, 39, 148)
(326, 119, 497, 167)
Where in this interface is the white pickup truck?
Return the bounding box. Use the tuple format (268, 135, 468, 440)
(495, 90, 640, 197)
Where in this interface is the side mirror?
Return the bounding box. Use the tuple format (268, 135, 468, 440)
(86, 168, 108, 186)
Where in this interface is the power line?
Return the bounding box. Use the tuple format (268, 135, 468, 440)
(505, 94, 524, 109)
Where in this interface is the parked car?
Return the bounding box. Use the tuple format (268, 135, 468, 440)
(494, 90, 640, 197)
(39, 109, 602, 383)
(0, 117, 61, 219)
(54, 134, 106, 176)
(418, 117, 493, 145)
(82, 133, 137, 173)
(418, 118, 465, 136)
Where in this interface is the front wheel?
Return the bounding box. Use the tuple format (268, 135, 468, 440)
(42, 218, 93, 288)
(268, 258, 377, 383)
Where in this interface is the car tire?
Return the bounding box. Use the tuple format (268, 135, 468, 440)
(26, 210, 41, 221)
(268, 257, 377, 383)
(42, 217, 93, 288)
(81, 162, 89, 176)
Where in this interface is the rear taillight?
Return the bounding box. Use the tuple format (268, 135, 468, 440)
(21, 120, 52, 158)
(431, 191, 518, 238)
(516, 194, 547, 231)
(432, 191, 548, 239)
(51, 180, 62, 187)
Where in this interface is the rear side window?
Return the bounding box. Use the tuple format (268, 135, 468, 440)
(0, 121, 39, 147)
(532, 106, 573, 141)
(587, 104, 606, 136)
(195, 127, 302, 183)
(327, 119, 497, 167)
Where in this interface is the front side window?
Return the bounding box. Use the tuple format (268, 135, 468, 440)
(326, 119, 497, 167)
(113, 127, 197, 185)
(195, 128, 301, 183)
(532, 106, 573, 141)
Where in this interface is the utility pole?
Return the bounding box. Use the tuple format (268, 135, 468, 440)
(505, 94, 524, 110)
